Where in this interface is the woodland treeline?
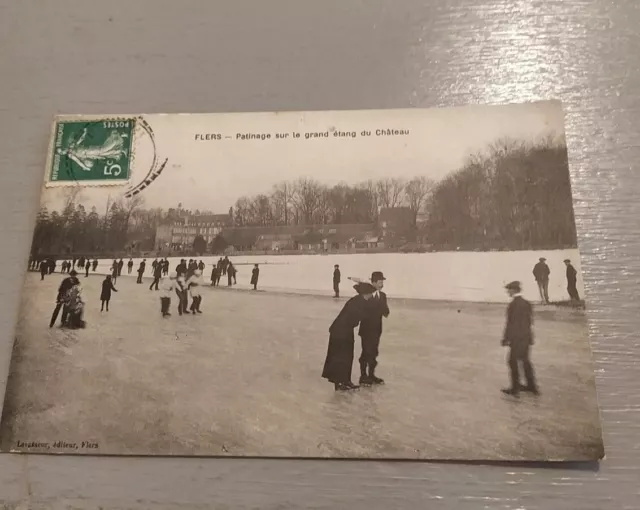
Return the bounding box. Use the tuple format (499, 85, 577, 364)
(30, 137, 577, 257)
(232, 176, 434, 227)
(425, 138, 578, 250)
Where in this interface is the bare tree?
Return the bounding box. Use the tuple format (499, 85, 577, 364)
(249, 194, 273, 226)
(404, 176, 435, 224)
(359, 180, 379, 221)
(234, 197, 251, 226)
(291, 178, 324, 225)
(376, 178, 406, 209)
(271, 182, 293, 225)
(120, 195, 145, 232)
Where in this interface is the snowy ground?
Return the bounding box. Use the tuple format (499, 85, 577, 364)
(0, 273, 603, 460)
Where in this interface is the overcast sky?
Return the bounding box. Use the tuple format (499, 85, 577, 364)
(42, 101, 566, 213)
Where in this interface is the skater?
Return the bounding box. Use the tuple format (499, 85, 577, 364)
(210, 265, 219, 286)
(163, 258, 169, 276)
(532, 257, 550, 304)
(187, 270, 203, 314)
(564, 259, 580, 301)
(322, 282, 376, 391)
(222, 256, 229, 275)
(127, 258, 134, 274)
(111, 264, 118, 284)
(64, 281, 86, 329)
(176, 259, 187, 277)
(48, 258, 56, 274)
(40, 260, 48, 281)
(136, 259, 146, 284)
(117, 258, 124, 276)
(357, 271, 390, 386)
(175, 272, 188, 316)
(198, 260, 205, 272)
(149, 262, 162, 291)
(160, 272, 177, 317)
(100, 275, 118, 312)
(188, 260, 198, 279)
(251, 264, 260, 290)
(49, 270, 79, 327)
(85, 260, 91, 278)
(227, 262, 237, 286)
(333, 264, 341, 298)
(151, 258, 159, 273)
(501, 281, 539, 397)
(92, 259, 98, 272)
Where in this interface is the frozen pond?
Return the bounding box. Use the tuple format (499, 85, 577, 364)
(68, 249, 583, 304)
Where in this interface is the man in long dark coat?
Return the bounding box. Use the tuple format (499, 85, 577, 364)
(501, 281, 539, 397)
(176, 259, 187, 277)
(564, 259, 580, 301)
(117, 258, 124, 276)
(49, 270, 79, 327)
(100, 275, 118, 312)
(532, 257, 550, 304)
(136, 259, 146, 284)
(40, 260, 48, 281)
(333, 264, 341, 298)
(149, 262, 163, 290)
(357, 271, 390, 385)
(322, 282, 375, 391)
(251, 264, 260, 290)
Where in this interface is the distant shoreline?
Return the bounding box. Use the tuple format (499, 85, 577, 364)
(30, 246, 580, 260)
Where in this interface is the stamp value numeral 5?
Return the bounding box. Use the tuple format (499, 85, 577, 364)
(103, 160, 123, 177)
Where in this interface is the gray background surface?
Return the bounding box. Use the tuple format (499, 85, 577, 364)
(0, 0, 638, 508)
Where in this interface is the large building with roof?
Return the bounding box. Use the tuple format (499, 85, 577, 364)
(155, 207, 418, 254)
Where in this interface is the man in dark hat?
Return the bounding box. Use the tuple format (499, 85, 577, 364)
(563, 259, 580, 301)
(49, 270, 79, 327)
(39, 258, 48, 281)
(501, 281, 539, 397)
(136, 259, 146, 284)
(332, 264, 341, 298)
(322, 281, 376, 391)
(176, 259, 187, 278)
(358, 271, 390, 386)
(532, 257, 551, 304)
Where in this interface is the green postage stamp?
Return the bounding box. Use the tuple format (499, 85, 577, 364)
(47, 118, 136, 186)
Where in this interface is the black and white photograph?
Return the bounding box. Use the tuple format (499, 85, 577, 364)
(0, 103, 604, 460)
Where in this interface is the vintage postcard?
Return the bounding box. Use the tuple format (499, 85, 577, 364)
(0, 103, 604, 460)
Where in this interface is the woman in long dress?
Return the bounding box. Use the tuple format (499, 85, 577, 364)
(322, 282, 376, 391)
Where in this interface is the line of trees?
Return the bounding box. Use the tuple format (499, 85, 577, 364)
(29, 137, 578, 257)
(31, 189, 158, 258)
(232, 176, 435, 227)
(422, 137, 578, 250)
